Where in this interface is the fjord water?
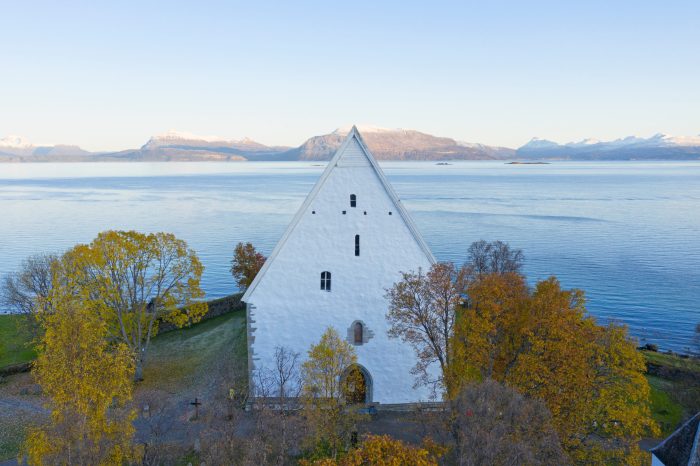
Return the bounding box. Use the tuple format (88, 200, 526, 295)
(0, 161, 698, 353)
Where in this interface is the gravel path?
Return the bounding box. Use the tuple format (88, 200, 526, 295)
(0, 398, 47, 416)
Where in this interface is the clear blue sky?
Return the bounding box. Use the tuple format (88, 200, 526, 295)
(1, 0, 699, 151)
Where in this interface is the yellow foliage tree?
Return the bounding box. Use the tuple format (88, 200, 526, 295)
(62, 230, 207, 380)
(301, 327, 365, 459)
(450, 273, 659, 464)
(24, 275, 137, 465)
(301, 434, 445, 466)
(303, 327, 358, 401)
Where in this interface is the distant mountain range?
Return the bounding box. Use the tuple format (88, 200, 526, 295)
(280, 126, 514, 161)
(0, 135, 93, 161)
(2, 127, 700, 162)
(110, 130, 291, 162)
(518, 133, 700, 160)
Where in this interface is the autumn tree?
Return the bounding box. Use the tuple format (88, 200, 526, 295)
(202, 354, 299, 466)
(303, 327, 358, 401)
(465, 240, 524, 278)
(231, 241, 266, 290)
(450, 273, 659, 464)
(1, 253, 57, 336)
(24, 273, 137, 465)
(256, 345, 302, 400)
(385, 262, 467, 395)
(250, 345, 304, 464)
(302, 434, 445, 466)
(448, 272, 530, 389)
(301, 327, 365, 459)
(451, 379, 567, 465)
(62, 230, 207, 380)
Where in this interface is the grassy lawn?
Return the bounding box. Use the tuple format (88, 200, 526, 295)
(0, 407, 44, 463)
(647, 375, 684, 436)
(0, 420, 24, 462)
(0, 426, 25, 462)
(642, 350, 700, 437)
(140, 309, 247, 392)
(0, 314, 36, 368)
(642, 350, 700, 373)
(0, 294, 244, 372)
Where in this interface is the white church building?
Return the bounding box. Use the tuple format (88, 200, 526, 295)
(242, 126, 437, 405)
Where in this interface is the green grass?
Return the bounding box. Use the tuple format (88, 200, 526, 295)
(0, 314, 36, 369)
(647, 375, 684, 436)
(0, 295, 244, 371)
(642, 350, 700, 436)
(642, 350, 700, 374)
(0, 419, 25, 462)
(140, 309, 247, 391)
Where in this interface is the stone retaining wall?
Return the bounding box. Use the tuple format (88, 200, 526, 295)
(157, 293, 244, 334)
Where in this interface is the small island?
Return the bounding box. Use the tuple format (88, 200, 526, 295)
(507, 161, 551, 165)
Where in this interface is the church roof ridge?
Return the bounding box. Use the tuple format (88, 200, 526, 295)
(242, 126, 436, 302)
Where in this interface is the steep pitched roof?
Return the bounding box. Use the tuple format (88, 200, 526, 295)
(242, 126, 436, 302)
(652, 412, 700, 466)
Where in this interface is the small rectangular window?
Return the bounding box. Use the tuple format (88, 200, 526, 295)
(355, 235, 360, 256)
(350, 194, 357, 207)
(354, 322, 363, 344)
(321, 271, 331, 291)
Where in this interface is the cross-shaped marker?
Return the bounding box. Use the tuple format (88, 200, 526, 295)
(190, 397, 202, 420)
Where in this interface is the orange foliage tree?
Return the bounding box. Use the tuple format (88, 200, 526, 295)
(449, 273, 659, 464)
(231, 241, 266, 290)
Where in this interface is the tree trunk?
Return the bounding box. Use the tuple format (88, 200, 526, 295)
(135, 357, 144, 382)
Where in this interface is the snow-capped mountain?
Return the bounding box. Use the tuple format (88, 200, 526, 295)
(517, 133, 700, 160)
(628, 133, 700, 147)
(3, 128, 700, 162)
(566, 138, 601, 148)
(332, 125, 397, 135)
(141, 130, 279, 152)
(0, 135, 91, 160)
(103, 130, 292, 162)
(0, 135, 34, 149)
(519, 137, 560, 151)
(283, 127, 515, 161)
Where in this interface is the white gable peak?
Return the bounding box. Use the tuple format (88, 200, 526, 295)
(243, 126, 435, 302)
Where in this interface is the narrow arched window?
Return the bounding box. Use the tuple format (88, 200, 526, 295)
(355, 235, 360, 256)
(320, 271, 331, 291)
(350, 194, 357, 207)
(354, 322, 363, 344)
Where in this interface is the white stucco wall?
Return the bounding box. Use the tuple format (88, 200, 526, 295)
(244, 133, 438, 404)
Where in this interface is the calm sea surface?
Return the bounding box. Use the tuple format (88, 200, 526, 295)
(0, 161, 698, 353)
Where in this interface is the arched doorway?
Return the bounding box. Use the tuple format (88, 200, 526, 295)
(342, 364, 372, 404)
